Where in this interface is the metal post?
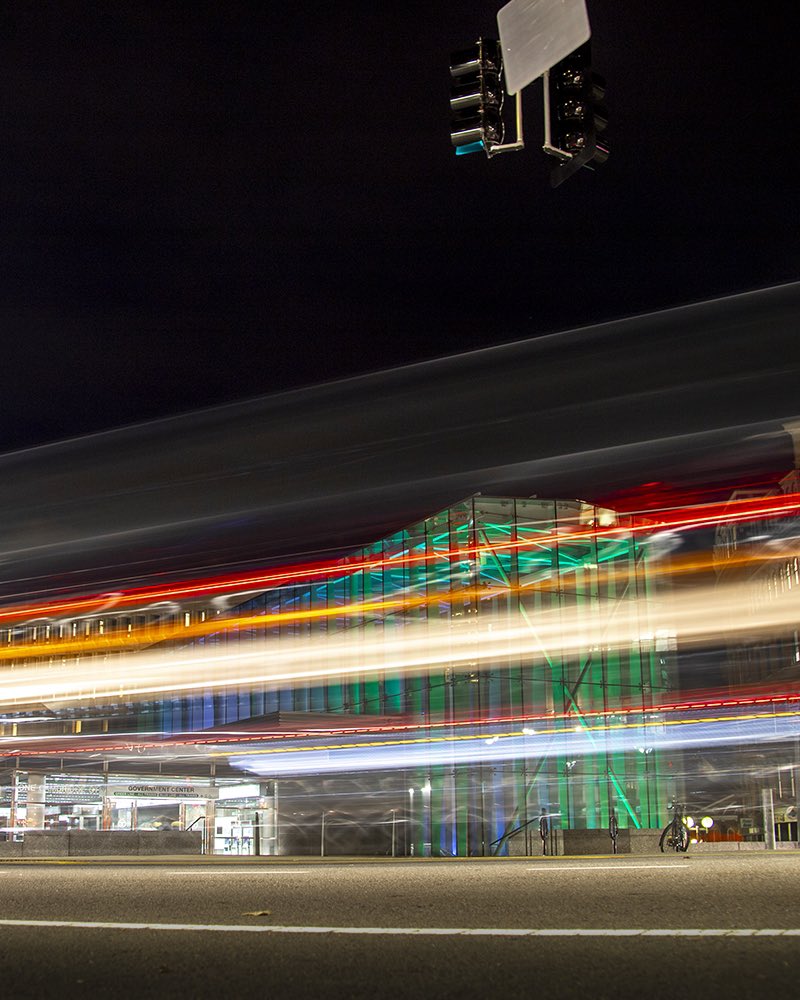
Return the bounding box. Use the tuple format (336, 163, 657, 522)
(542, 68, 568, 161)
(102, 761, 111, 831)
(762, 787, 777, 850)
(542, 69, 552, 147)
(321, 810, 327, 858)
(408, 788, 415, 856)
(795, 742, 800, 844)
(539, 809, 549, 856)
(9, 765, 20, 837)
(609, 807, 619, 854)
(422, 777, 432, 857)
(391, 809, 397, 857)
(204, 762, 217, 855)
(480, 778, 487, 856)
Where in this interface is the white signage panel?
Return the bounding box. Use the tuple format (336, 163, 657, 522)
(218, 783, 262, 800)
(497, 0, 590, 94)
(106, 784, 218, 800)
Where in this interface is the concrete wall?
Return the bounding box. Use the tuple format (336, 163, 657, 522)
(628, 829, 662, 855)
(499, 826, 663, 857)
(560, 828, 663, 855)
(0, 830, 202, 857)
(23, 832, 70, 857)
(561, 829, 618, 855)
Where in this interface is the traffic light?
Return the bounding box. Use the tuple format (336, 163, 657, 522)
(545, 40, 608, 186)
(449, 38, 505, 156)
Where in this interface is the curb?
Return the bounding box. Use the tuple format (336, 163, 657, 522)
(0, 853, 676, 866)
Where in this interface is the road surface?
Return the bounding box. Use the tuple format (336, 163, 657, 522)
(0, 854, 797, 998)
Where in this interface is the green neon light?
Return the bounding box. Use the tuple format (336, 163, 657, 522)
(596, 540, 633, 560)
(221, 498, 658, 851)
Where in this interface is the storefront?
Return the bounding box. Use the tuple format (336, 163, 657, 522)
(0, 773, 282, 855)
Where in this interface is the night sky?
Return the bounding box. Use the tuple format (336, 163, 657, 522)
(2, 1, 797, 452)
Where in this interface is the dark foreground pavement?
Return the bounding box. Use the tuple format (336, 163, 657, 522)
(0, 854, 797, 999)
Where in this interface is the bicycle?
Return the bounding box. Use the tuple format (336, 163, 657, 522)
(659, 801, 690, 853)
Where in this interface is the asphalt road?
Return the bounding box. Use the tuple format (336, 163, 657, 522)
(0, 854, 798, 999)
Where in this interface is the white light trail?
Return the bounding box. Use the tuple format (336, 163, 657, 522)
(228, 710, 800, 777)
(0, 579, 796, 710)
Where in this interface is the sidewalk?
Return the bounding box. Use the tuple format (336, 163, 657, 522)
(1, 846, 794, 864)
(690, 840, 800, 852)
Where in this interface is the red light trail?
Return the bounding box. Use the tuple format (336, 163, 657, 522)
(0, 491, 797, 627)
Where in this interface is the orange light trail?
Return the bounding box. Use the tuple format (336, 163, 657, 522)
(0, 538, 796, 664)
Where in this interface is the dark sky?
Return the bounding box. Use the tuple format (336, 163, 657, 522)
(2, 1, 797, 452)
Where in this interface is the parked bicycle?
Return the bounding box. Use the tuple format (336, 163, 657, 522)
(659, 801, 690, 853)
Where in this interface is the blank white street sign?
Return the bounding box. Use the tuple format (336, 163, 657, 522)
(497, 0, 591, 94)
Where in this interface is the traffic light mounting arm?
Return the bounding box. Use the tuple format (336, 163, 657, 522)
(541, 69, 571, 163)
(485, 89, 525, 157)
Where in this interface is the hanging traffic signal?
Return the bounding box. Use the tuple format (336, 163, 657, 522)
(545, 40, 608, 186)
(449, 38, 505, 156)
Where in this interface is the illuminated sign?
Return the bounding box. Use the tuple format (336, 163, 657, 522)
(0, 783, 103, 804)
(106, 784, 218, 800)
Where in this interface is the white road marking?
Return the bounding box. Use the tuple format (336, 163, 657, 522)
(0, 919, 797, 937)
(164, 870, 312, 876)
(526, 864, 684, 872)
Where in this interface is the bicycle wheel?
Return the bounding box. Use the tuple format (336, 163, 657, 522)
(658, 823, 672, 853)
(676, 823, 690, 852)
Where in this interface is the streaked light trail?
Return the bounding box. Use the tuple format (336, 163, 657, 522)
(0, 579, 798, 710)
(0, 543, 795, 663)
(1, 489, 798, 627)
(228, 707, 800, 777)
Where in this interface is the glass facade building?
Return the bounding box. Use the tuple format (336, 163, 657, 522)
(184, 495, 673, 854)
(0, 494, 674, 855)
